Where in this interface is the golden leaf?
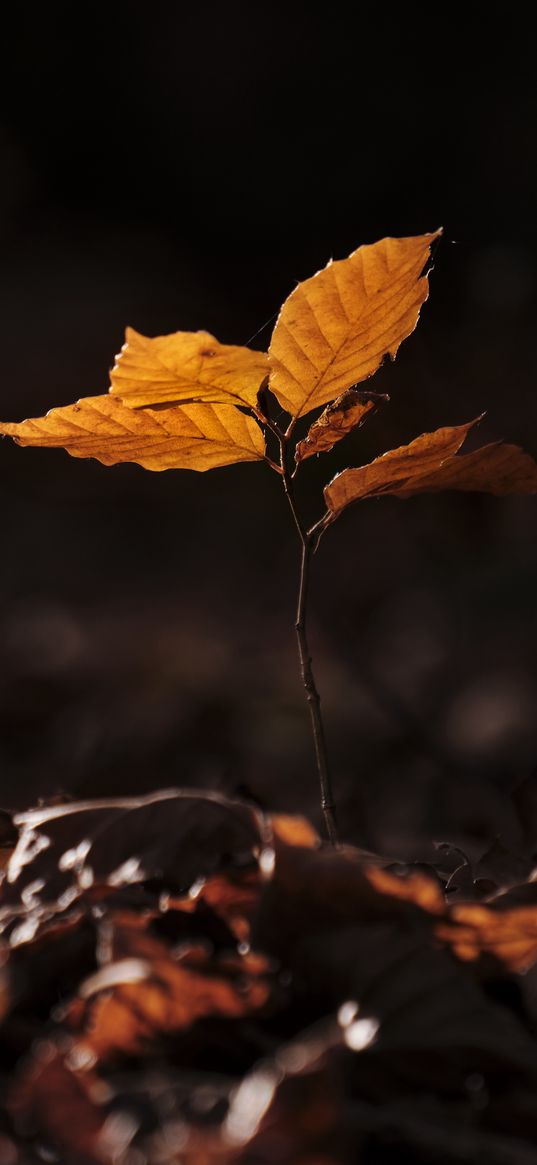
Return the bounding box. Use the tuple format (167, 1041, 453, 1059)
(0, 393, 265, 472)
(110, 326, 268, 409)
(268, 230, 441, 419)
(294, 388, 387, 466)
(324, 420, 537, 519)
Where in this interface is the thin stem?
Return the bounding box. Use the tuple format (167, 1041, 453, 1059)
(278, 434, 338, 845)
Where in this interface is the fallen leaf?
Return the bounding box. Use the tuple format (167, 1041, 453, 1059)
(175, 869, 261, 943)
(268, 231, 441, 419)
(71, 920, 272, 1061)
(254, 841, 444, 961)
(10, 1046, 112, 1164)
(222, 1019, 346, 1163)
(364, 866, 445, 915)
(437, 898, 537, 974)
(110, 327, 268, 410)
(270, 814, 320, 849)
(0, 394, 265, 472)
(5, 789, 264, 923)
(294, 389, 387, 466)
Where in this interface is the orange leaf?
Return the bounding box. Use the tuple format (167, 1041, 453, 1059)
(324, 419, 478, 518)
(324, 420, 537, 520)
(0, 393, 265, 472)
(364, 866, 445, 916)
(396, 440, 537, 497)
(110, 326, 268, 409)
(437, 901, 537, 974)
(10, 1048, 110, 1165)
(294, 389, 387, 466)
(268, 230, 441, 419)
(71, 921, 272, 1060)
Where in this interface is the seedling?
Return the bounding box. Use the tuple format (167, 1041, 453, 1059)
(3, 230, 537, 842)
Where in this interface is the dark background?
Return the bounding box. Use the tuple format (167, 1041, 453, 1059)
(1, 6, 536, 855)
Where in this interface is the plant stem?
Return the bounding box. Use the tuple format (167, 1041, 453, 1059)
(278, 436, 338, 845)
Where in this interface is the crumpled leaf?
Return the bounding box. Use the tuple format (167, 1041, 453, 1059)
(10, 1046, 113, 1165)
(68, 920, 272, 1061)
(294, 388, 388, 466)
(324, 419, 537, 520)
(0, 394, 265, 472)
(437, 893, 537, 974)
(12, 1022, 347, 1165)
(268, 230, 441, 419)
(2, 790, 264, 928)
(7, 789, 537, 1163)
(110, 327, 268, 409)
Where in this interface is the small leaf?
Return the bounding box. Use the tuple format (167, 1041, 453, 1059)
(324, 419, 479, 518)
(324, 420, 537, 520)
(294, 388, 388, 466)
(0, 394, 265, 472)
(110, 326, 268, 409)
(268, 230, 441, 419)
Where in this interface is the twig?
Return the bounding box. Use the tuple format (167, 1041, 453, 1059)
(278, 433, 338, 845)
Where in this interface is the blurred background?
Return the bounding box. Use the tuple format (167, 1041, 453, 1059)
(0, 5, 536, 854)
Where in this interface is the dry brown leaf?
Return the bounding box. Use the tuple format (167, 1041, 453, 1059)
(324, 419, 478, 517)
(10, 1046, 110, 1165)
(268, 230, 441, 419)
(0, 393, 265, 472)
(110, 326, 268, 409)
(294, 389, 387, 466)
(270, 813, 320, 848)
(324, 421, 537, 519)
(364, 866, 445, 915)
(396, 440, 537, 497)
(170, 869, 261, 943)
(436, 902, 537, 973)
(71, 921, 272, 1060)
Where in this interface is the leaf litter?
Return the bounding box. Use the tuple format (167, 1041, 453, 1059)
(3, 786, 537, 1161)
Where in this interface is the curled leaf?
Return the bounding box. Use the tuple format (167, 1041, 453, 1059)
(396, 439, 537, 497)
(324, 420, 537, 520)
(0, 394, 265, 472)
(269, 230, 441, 419)
(110, 327, 268, 409)
(324, 419, 479, 518)
(294, 388, 388, 466)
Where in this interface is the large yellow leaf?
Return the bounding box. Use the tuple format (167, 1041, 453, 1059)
(324, 420, 537, 520)
(110, 326, 268, 409)
(0, 393, 265, 472)
(268, 230, 441, 419)
(294, 388, 387, 467)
